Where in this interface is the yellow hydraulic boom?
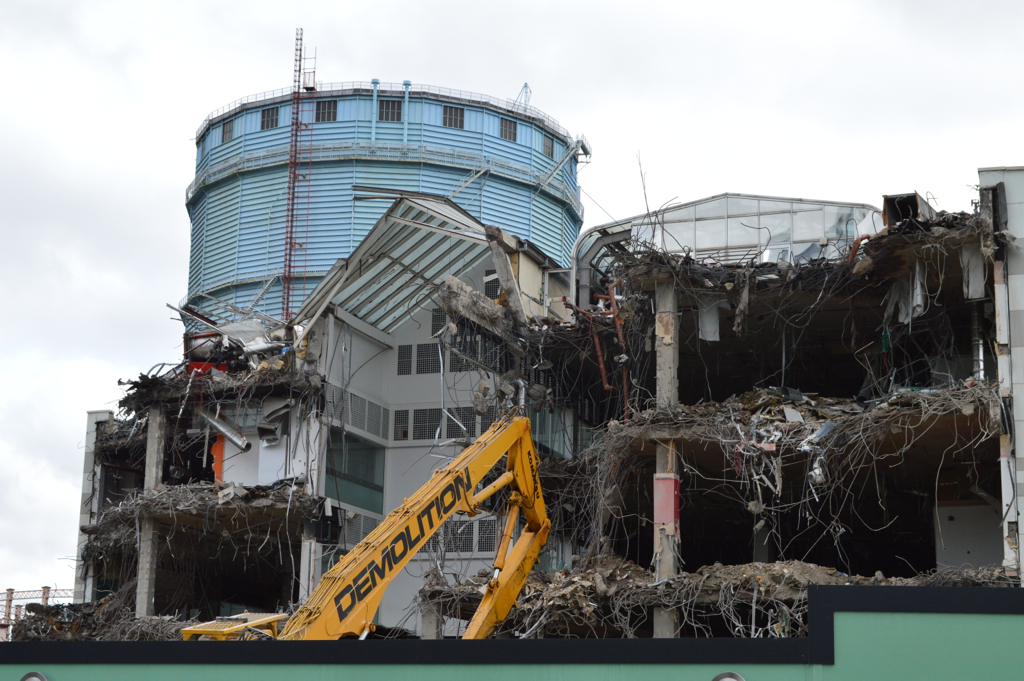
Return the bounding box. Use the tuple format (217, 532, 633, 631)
(182, 413, 549, 641)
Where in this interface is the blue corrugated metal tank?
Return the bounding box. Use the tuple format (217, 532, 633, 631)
(185, 81, 586, 319)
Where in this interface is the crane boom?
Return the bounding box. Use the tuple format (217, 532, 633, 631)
(182, 414, 549, 641)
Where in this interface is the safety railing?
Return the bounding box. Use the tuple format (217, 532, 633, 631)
(196, 81, 571, 141)
(185, 141, 584, 217)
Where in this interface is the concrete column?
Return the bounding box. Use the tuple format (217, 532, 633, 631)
(655, 280, 679, 408)
(136, 519, 159, 617)
(979, 172, 1023, 578)
(298, 539, 321, 604)
(136, 406, 167, 617)
(420, 603, 443, 639)
(74, 410, 113, 604)
(653, 279, 680, 637)
(143, 407, 167, 490)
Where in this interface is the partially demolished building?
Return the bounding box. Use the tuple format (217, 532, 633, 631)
(65, 81, 1024, 642)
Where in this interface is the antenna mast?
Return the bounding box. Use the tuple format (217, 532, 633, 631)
(282, 28, 317, 320)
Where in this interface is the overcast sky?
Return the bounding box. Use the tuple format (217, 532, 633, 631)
(1, 0, 1022, 596)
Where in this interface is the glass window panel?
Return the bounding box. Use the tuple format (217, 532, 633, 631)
(631, 220, 659, 245)
(696, 218, 726, 250)
(728, 197, 759, 216)
(663, 221, 695, 252)
(662, 205, 695, 223)
(327, 431, 384, 514)
(793, 207, 823, 241)
(824, 205, 856, 241)
(792, 241, 824, 263)
(758, 200, 791, 214)
(695, 198, 726, 220)
(759, 212, 792, 250)
(728, 215, 759, 248)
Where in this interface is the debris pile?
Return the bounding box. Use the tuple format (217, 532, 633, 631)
(11, 584, 196, 642)
(422, 558, 1013, 639)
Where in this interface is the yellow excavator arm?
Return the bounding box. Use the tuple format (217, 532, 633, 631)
(182, 414, 549, 641)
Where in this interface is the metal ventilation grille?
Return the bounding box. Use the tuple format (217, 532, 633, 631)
(394, 410, 409, 440)
(445, 519, 474, 553)
(484, 269, 501, 299)
(419, 517, 496, 555)
(350, 394, 367, 431)
(416, 343, 441, 374)
(366, 401, 382, 437)
(413, 408, 443, 440)
(431, 308, 447, 337)
(446, 407, 477, 439)
(343, 512, 381, 548)
(397, 344, 412, 375)
(325, 384, 389, 440)
(477, 518, 497, 553)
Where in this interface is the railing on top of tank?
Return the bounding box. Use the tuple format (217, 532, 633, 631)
(196, 81, 572, 141)
(185, 141, 584, 217)
(196, 87, 293, 138)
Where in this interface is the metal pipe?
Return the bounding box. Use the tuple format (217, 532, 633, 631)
(402, 80, 410, 144)
(972, 303, 985, 380)
(563, 299, 614, 392)
(512, 379, 527, 409)
(598, 279, 629, 418)
(592, 330, 613, 392)
(199, 409, 251, 453)
(568, 224, 604, 308)
(370, 78, 379, 143)
(847, 233, 871, 264)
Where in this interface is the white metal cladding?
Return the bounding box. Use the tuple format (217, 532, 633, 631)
(296, 195, 491, 334)
(185, 85, 584, 320)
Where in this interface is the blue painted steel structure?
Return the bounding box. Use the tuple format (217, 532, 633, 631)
(186, 81, 586, 319)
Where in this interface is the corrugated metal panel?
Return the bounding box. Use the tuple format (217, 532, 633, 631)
(483, 136, 531, 169)
(464, 109, 485, 133)
(562, 208, 581, 266)
(187, 194, 207, 294)
(235, 169, 287, 281)
(422, 101, 442, 126)
(209, 133, 243, 166)
(422, 126, 484, 155)
(243, 110, 260, 134)
(309, 120, 359, 144)
(338, 98, 358, 122)
(202, 179, 241, 291)
(531, 193, 562, 261)
(517, 123, 534, 149)
(302, 163, 355, 270)
(481, 180, 531, 242)
(243, 125, 290, 153)
(373, 122, 404, 143)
